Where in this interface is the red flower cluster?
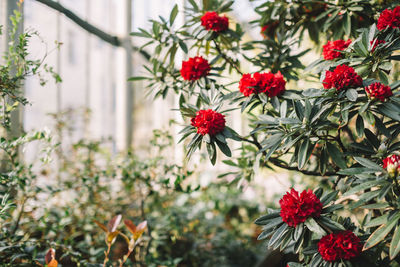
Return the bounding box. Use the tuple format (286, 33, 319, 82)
(239, 71, 286, 97)
(191, 109, 226, 136)
(322, 39, 352, 60)
(377, 6, 400, 30)
(261, 21, 279, 39)
(365, 82, 392, 101)
(383, 155, 400, 178)
(279, 189, 322, 227)
(201, 11, 229, 32)
(323, 65, 362, 91)
(370, 39, 386, 52)
(318, 231, 362, 262)
(181, 56, 211, 81)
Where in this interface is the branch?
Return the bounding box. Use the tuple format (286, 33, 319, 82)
(269, 158, 336, 177)
(34, 0, 150, 60)
(213, 40, 243, 75)
(240, 134, 337, 176)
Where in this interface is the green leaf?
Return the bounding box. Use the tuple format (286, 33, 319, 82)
(326, 142, 347, 169)
(293, 223, 304, 241)
(294, 101, 304, 120)
(346, 89, 358, 102)
(178, 40, 188, 54)
(318, 216, 345, 231)
(206, 142, 216, 165)
(319, 146, 327, 175)
(390, 225, 400, 259)
(365, 214, 389, 228)
(356, 115, 364, 138)
(187, 0, 199, 11)
(298, 139, 311, 170)
(354, 157, 382, 171)
(337, 167, 365, 175)
(374, 116, 391, 138)
(257, 228, 274, 240)
(305, 218, 326, 238)
(261, 217, 284, 232)
(364, 128, 379, 149)
(379, 102, 400, 121)
(320, 191, 338, 206)
(343, 13, 351, 36)
(363, 214, 400, 250)
(216, 140, 231, 157)
(254, 211, 281, 225)
(128, 76, 148, 81)
(343, 180, 382, 196)
(169, 4, 178, 26)
(268, 223, 288, 248)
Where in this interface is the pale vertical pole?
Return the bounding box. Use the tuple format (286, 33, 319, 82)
(56, 1, 61, 114)
(5, 0, 24, 139)
(125, 0, 133, 149)
(84, 0, 91, 138)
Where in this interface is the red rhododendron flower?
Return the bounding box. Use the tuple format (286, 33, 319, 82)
(279, 188, 322, 227)
(323, 65, 362, 91)
(180, 56, 211, 81)
(365, 82, 392, 101)
(239, 71, 286, 97)
(201, 11, 229, 32)
(261, 21, 279, 39)
(377, 6, 400, 30)
(370, 39, 386, 52)
(191, 109, 225, 136)
(383, 155, 400, 178)
(322, 39, 352, 60)
(318, 231, 362, 262)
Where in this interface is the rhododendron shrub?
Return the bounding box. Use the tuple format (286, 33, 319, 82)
(131, 1, 400, 266)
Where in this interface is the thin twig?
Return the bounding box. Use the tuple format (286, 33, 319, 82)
(103, 243, 111, 267)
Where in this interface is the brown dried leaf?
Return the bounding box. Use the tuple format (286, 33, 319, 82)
(107, 214, 122, 233)
(47, 259, 58, 267)
(45, 248, 55, 264)
(94, 220, 108, 233)
(124, 219, 137, 234)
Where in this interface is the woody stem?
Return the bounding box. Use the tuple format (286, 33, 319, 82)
(103, 243, 111, 267)
(119, 249, 134, 267)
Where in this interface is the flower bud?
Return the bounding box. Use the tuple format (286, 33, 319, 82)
(383, 155, 400, 178)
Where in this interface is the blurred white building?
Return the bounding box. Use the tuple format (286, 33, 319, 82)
(19, 0, 177, 154)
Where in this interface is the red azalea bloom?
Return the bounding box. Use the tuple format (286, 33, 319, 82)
(201, 11, 229, 32)
(191, 109, 226, 136)
(377, 6, 400, 30)
(322, 39, 352, 60)
(279, 188, 322, 227)
(383, 155, 400, 178)
(180, 56, 211, 81)
(365, 82, 392, 101)
(323, 65, 362, 91)
(370, 39, 386, 52)
(239, 71, 286, 97)
(318, 231, 362, 262)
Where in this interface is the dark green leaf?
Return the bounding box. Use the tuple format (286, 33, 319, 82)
(390, 225, 400, 259)
(298, 139, 311, 170)
(169, 4, 178, 25)
(363, 214, 400, 250)
(326, 142, 347, 169)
